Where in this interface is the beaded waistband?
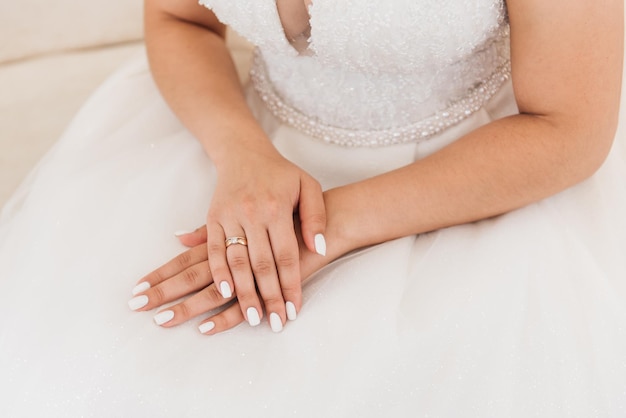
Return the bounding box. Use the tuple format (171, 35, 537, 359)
(250, 50, 511, 148)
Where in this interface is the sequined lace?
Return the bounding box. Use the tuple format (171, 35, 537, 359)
(200, 0, 511, 147)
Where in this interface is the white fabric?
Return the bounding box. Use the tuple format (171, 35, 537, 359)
(0, 0, 143, 63)
(1, 1, 626, 417)
(0, 43, 144, 206)
(202, 0, 508, 134)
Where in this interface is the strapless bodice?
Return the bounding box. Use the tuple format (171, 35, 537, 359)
(200, 0, 510, 146)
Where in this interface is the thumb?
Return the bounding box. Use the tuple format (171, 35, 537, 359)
(175, 225, 208, 247)
(298, 178, 327, 256)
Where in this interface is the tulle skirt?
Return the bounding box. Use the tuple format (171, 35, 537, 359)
(1, 52, 625, 417)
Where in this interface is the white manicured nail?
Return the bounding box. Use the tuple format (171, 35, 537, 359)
(128, 295, 148, 311)
(314, 233, 327, 256)
(269, 313, 283, 333)
(174, 230, 193, 237)
(198, 321, 215, 334)
(153, 310, 174, 325)
(286, 301, 297, 321)
(220, 281, 232, 298)
(247, 307, 261, 327)
(131, 281, 150, 295)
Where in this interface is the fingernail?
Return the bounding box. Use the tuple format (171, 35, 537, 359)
(247, 307, 261, 327)
(198, 321, 215, 334)
(153, 310, 175, 325)
(128, 295, 149, 311)
(131, 281, 150, 295)
(269, 312, 283, 333)
(286, 301, 297, 321)
(314, 233, 327, 256)
(220, 281, 232, 298)
(174, 230, 193, 237)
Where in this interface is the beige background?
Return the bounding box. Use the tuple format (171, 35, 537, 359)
(0, 0, 143, 63)
(0, 0, 145, 206)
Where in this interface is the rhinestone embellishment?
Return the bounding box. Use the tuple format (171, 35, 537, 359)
(251, 51, 511, 148)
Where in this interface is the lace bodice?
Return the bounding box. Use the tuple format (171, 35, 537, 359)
(200, 0, 510, 146)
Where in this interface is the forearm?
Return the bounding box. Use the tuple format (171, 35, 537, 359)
(144, 3, 277, 167)
(322, 113, 616, 259)
(320, 0, 623, 260)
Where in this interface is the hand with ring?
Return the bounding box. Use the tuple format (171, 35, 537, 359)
(204, 148, 327, 330)
(128, 218, 335, 334)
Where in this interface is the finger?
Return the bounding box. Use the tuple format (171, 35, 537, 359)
(224, 229, 263, 327)
(176, 225, 208, 247)
(245, 226, 286, 330)
(131, 243, 208, 296)
(129, 260, 212, 312)
(197, 302, 245, 335)
(298, 176, 327, 256)
(206, 222, 234, 299)
(268, 218, 301, 322)
(152, 282, 234, 328)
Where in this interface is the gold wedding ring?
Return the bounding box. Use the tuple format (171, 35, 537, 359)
(225, 236, 248, 248)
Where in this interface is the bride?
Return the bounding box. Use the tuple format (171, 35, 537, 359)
(1, 0, 625, 416)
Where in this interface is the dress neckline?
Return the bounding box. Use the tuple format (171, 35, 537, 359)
(275, 0, 313, 55)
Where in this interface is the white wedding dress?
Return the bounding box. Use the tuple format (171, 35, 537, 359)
(1, 1, 626, 416)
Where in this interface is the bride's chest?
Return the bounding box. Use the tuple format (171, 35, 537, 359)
(200, 0, 506, 73)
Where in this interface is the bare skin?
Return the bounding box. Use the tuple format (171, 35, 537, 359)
(133, 0, 624, 334)
(142, 0, 327, 329)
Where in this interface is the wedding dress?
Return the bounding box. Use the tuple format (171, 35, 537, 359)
(1, 1, 626, 416)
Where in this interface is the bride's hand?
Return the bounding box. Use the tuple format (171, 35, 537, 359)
(199, 151, 325, 329)
(129, 223, 330, 333)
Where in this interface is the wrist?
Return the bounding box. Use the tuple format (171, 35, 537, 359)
(204, 126, 280, 171)
(298, 187, 373, 282)
(322, 186, 373, 259)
